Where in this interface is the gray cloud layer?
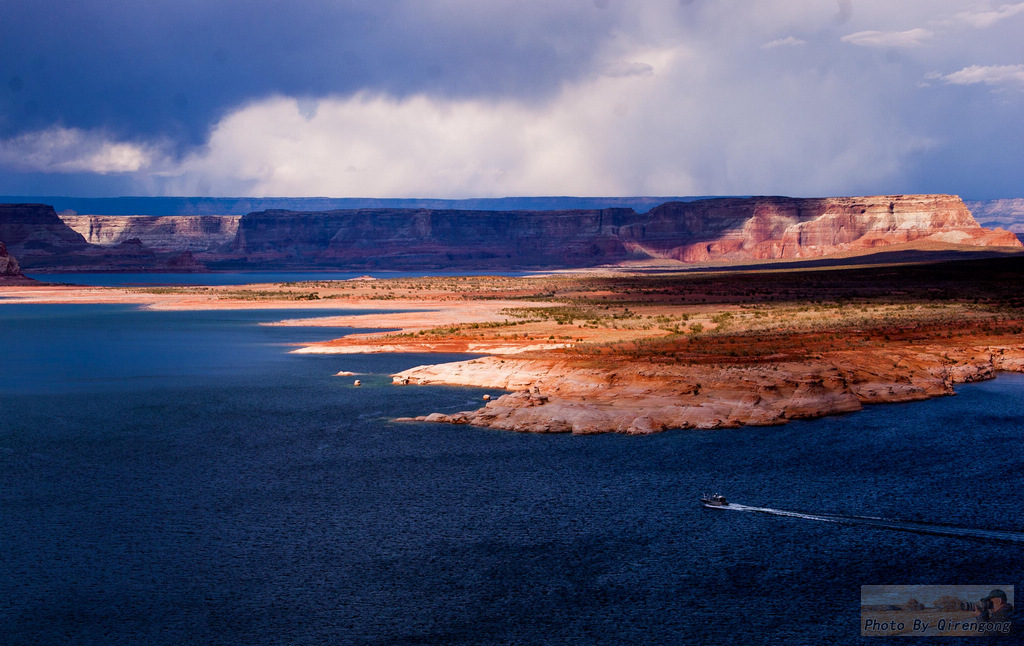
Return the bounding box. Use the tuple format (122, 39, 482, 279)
(1, 1, 621, 146)
(1, 0, 1022, 198)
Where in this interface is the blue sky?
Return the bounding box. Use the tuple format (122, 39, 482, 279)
(1, 0, 1022, 199)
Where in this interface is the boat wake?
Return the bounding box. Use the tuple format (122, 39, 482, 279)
(719, 503, 1024, 543)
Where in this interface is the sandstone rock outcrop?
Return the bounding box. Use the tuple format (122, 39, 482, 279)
(393, 345, 1024, 434)
(60, 215, 240, 252)
(0, 240, 30, 281)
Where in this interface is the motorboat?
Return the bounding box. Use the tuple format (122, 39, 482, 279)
(701, 493, 728, 508)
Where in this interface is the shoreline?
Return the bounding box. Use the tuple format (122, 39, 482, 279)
(388, 345, 1024, 434)
(4, 262, 1024, 435)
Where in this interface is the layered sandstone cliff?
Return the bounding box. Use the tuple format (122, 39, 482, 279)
(60, 215, 240, 252)
(625, 195, 1020, 263)
(3, 195, 1019, 271)
(228, 208, 632, 267)
(0, 204, 211, 270)
(223, 195, 1020, 268)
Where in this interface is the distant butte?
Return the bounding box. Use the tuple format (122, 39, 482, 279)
(0, 194, 1020, 271)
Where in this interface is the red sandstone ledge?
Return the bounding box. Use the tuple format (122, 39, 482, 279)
(392, 346, 1024, 434)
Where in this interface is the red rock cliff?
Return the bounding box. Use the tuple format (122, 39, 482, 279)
(623, 195, 1020, 263)
(224, 195, 1018, 268)
(60, 215, 240, 252)
(3, 195, 1019, 270)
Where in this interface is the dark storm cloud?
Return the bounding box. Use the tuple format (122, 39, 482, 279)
(0, 0, 619, 151)
(1, 0, 1022, 199)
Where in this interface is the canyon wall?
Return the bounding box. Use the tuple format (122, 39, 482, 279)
(224, 195, 1019, 268)
(0, 203, 88, 257)
(229, 208, 634, 267)
(2, 195, 1019, 271)
(0, 204, 204, 271)
(628, 194, 1020, 263)
(61, 215, 240, 251)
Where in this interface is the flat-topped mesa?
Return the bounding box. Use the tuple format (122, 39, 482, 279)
(60, 215, 241, 252)
(2, 194, 1019, 270)
(229, 207, 633, 267)
(624, 195, 1021, 263)
(226, 195, 1019, 268)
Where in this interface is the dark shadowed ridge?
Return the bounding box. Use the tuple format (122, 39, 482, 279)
(0, 196, 712, 216)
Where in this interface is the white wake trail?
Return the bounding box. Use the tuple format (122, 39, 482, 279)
(716, 503, 1024, 543)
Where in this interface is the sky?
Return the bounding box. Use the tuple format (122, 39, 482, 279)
(0, 0, 1022, 199)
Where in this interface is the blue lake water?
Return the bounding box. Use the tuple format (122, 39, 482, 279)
(25, 271, 535, 287)
(1, 304, 1021, 645)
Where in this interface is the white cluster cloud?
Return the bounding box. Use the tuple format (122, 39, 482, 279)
(0, 127, 162, 174)
(841, 28, 933, 48)
(166, 93, 630, 198)
(762, 36, 806, 49)
(955, 1, 1024, 28)
(934, 64, 1024, 86)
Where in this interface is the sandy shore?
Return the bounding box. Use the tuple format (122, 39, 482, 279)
(5, 263, 1024, 435)
(0, 284, 462, 314)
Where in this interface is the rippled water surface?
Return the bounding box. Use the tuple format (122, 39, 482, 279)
(26, 270, 533, 287)
(1, 304, 1021, 645)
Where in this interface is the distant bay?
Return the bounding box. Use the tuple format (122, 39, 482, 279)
(26, 270, 534, 287)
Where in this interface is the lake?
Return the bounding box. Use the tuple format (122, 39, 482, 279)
(24, 271, 536, 287)
(1, 303, 1021, 645)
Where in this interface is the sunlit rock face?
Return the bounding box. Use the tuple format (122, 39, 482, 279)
(0, 240, 36, 283)
(60, 215, 240, 252)
(0, 241, 23, 277)
(622, 195, 1021, 263)
(391, 346, 1024, 435)
(0, 204, 216, 271)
